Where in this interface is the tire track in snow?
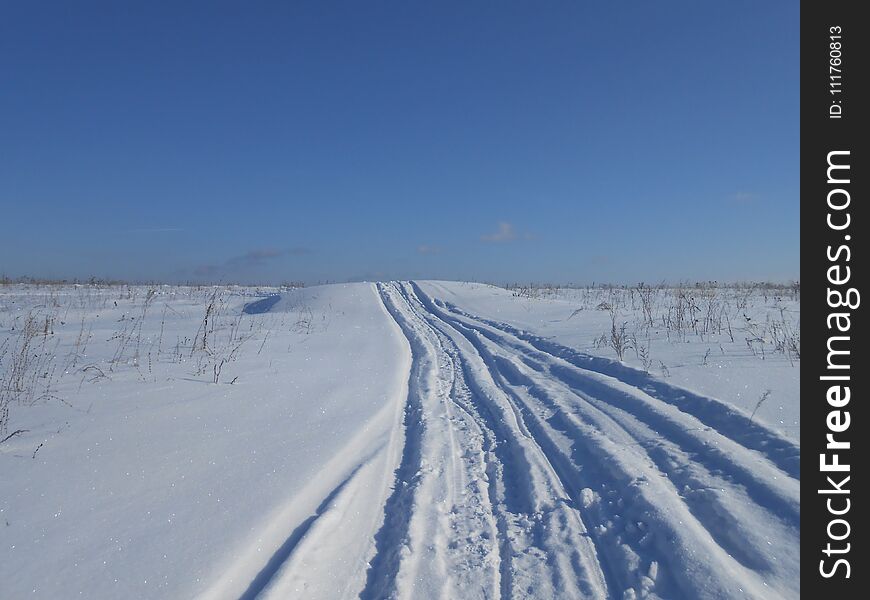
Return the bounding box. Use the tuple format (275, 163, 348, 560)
(426, 284, 800, 481)
(393, 283, 609, 599)
(359, 284, 431, 599)
(239, 458, 372, 600)
(394, 293, 504, 600)
(363, 283, 502, 600)
(415, 284, 800, 528)
(390, 280, 517, 598)
(409, 281, 800, 599)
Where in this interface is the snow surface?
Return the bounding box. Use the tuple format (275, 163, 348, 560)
(1, 281, 800, 599)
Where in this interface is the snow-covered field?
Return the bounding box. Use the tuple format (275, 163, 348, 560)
(0, 281, 799, 599)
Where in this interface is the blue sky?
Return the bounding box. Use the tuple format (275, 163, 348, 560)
(0, 1, 799, 284)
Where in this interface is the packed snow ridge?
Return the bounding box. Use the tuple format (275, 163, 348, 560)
(0, 281, 800, 599)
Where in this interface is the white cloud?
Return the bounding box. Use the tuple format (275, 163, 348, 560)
(481, 221, 517, 243)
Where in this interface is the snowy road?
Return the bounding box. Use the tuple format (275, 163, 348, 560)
(345, 282, 799, 599)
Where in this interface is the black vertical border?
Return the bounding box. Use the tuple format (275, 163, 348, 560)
(803, 0, 867, 595)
